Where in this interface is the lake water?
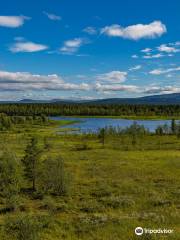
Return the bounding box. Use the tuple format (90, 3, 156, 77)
(50, 116, 173, 133)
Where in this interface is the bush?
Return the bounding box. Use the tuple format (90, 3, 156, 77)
(39, 156, 69, 196)
(74, 142, 91, 151)
(91, 185, 112, 198)
(41, 196, 57, 213)
(99, 196, 135, 209)
(0, 151, 22, 211)
(40, 196, 67, 214)
(79, 199, 103, 213)
(4, 213, 51, 240)
(4, 195, 21, 212)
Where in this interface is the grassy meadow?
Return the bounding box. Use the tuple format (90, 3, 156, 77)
(0, 119, 179, 239)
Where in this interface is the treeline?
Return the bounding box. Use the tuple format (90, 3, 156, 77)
(88, 121, 180, 150)
(96, 120, 180, 141)
(0, 103, 179, 116)
(0, 113, 48, 130)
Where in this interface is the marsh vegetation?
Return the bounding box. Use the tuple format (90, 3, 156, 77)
(0, 105, 179, 239)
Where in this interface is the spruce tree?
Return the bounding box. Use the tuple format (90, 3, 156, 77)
(98, 128, 105, 146)
(171, 119, 176, 134)
(22, 137, 41, 191)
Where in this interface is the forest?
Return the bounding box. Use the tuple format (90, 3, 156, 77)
(0, 103, 180, 118)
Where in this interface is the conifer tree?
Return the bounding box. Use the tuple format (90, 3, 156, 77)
(98, 128, 105, 146)
(171, 119, 176, 134)
(22, 137, 41, 191)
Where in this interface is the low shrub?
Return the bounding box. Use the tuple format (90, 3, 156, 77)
(4, 213, 51, 240)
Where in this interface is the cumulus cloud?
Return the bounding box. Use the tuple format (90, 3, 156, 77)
(131, 54, 138, 58)
(60, 38, 86, 54)
(129, 65, 142, 71)
(0, 70, 90, 91)
(94, 70, 141, 93)
(96, 71, 127, 83)
(144, 86, 180, 94)
(149, 66, 180, 75)
(141, 48, 152, 53)
(0, 70, 179, 97)
(140, 42, 180, 59)
(9, 41, 48, 53)
(101, 21, 166, 40)
(43, 11, 61, 21)
(95, 83, 139, 92)
(95, 83, 180, 95)
(143, 53, 164, 59)
(0, 15, 30, 28)
(83, 26, 97, 35)
(157, 44, 180, 53)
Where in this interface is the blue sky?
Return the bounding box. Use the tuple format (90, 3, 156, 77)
(0, 0, 179, 100)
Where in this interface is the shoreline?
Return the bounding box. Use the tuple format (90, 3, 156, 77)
(50, 115, 180, 121)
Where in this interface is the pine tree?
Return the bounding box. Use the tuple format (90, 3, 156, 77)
(171, 119, 176, 134)
(98, 128, 105, 146)
(22, 137, 41, 191)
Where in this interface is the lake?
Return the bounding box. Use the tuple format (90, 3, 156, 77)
(50, 116, 173, 133)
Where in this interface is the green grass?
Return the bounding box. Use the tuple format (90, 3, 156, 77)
(0, 120, 179, 239)
(49, 119, 80, 126)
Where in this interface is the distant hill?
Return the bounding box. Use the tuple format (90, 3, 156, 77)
(0, 93, 180, 105)
(87, 93, 180, 105)
(50, 93, 180, 105)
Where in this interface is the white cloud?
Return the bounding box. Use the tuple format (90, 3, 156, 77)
(144, 86, 180, 94)
(96, 71, 127, 83)
(43, 12, 61, 21)
(149, 66, 180, 75)
(0, 70, 90, 91)
(131, 54, 138, 58)
(0, 70, 179, 97)
(101, 21, 166, 40)
(0, 16, 29, 28)
(143, 53, 164, 59)
(141, 48, 152, 53)
(95, 83, 139, 92)
(95, 82, 180, 95)
(9, 41, 48, 53)
(83, 26, 97, 35)
(140, 42, 180, 59)
(129, 65, 142, 71)
(60, 38, 85, 54)
(157, 44, 180, 53)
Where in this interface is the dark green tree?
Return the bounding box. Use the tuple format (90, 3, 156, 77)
(22, 137, 41, 191)
(155, 126, 163, 135)
(171, 119, 176, 134)
(98, 128, 105, 146)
